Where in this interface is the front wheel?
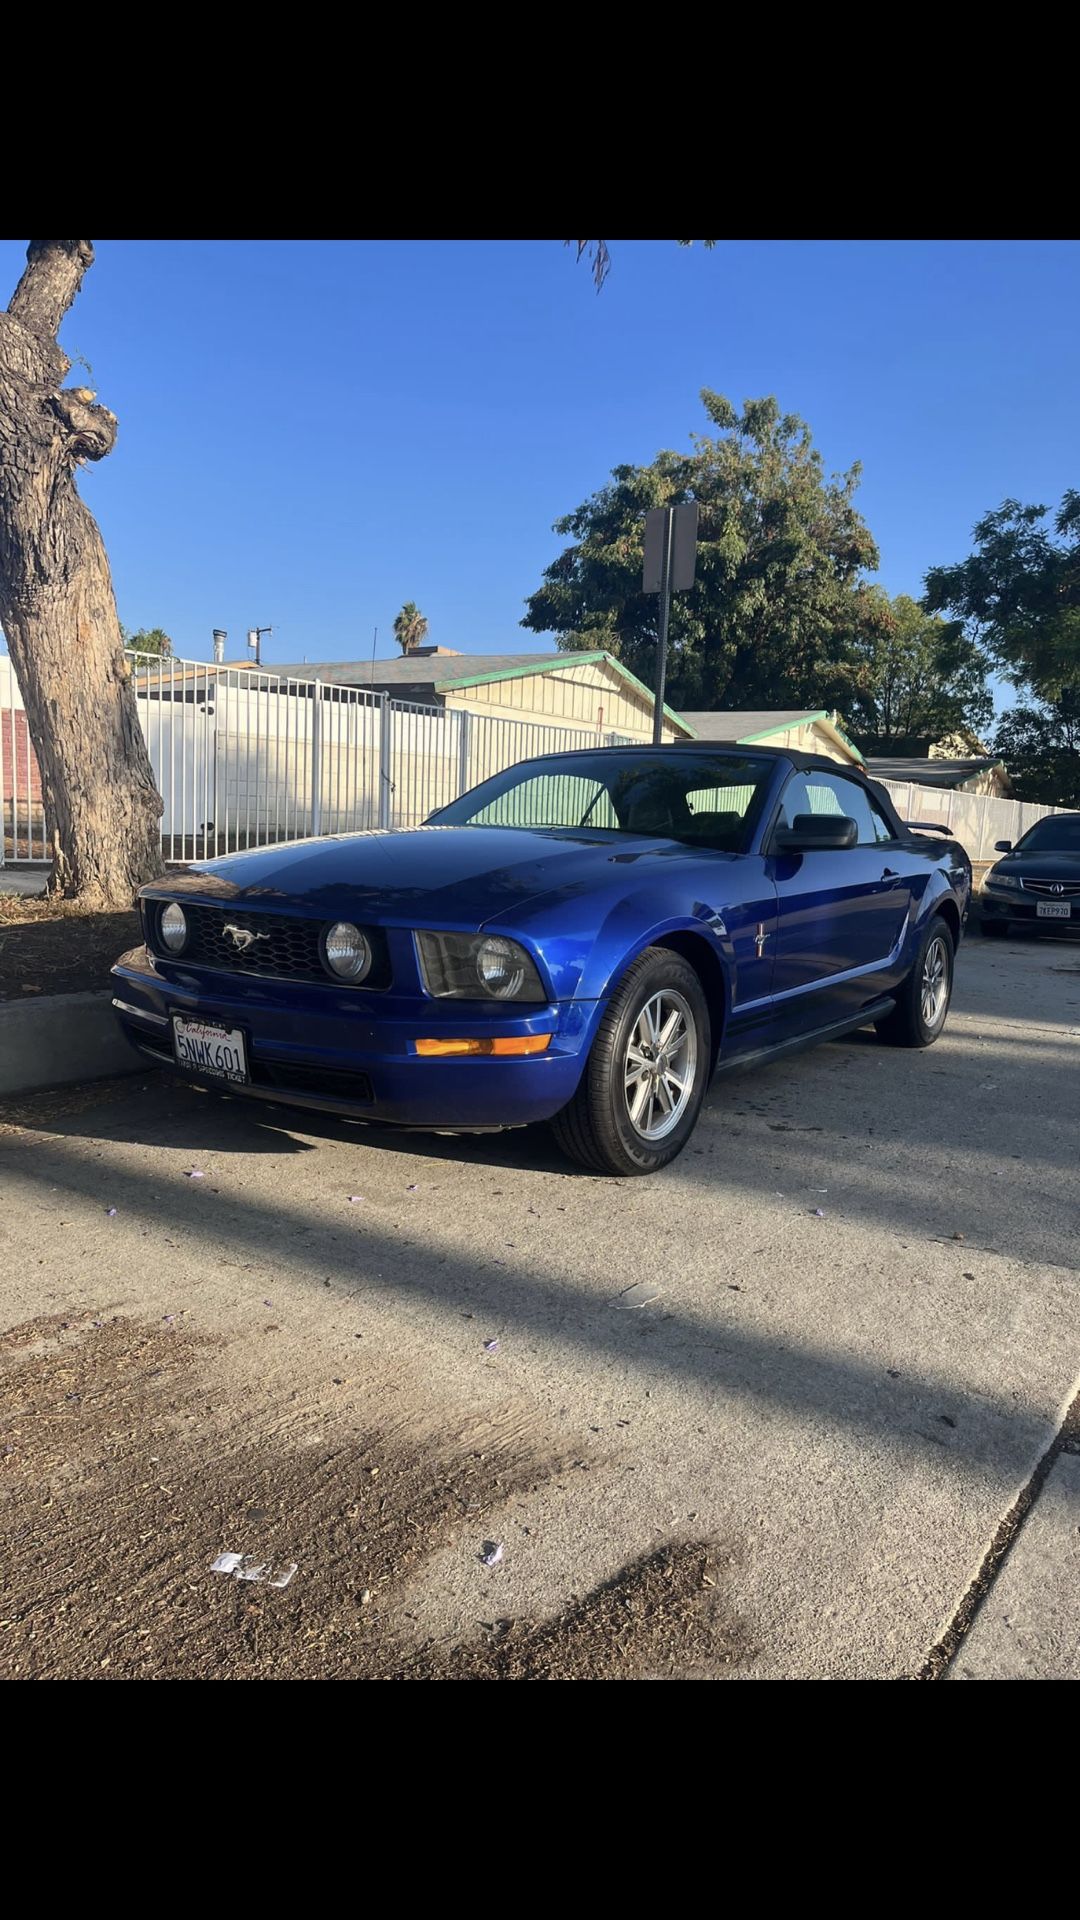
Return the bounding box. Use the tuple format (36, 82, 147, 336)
(551, 947, 711, 1174)
(875, 915, 954, 1048)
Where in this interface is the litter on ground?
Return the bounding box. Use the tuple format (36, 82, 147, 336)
(613, 1280, 664, 1309)
(210, 1551, 297, 1588)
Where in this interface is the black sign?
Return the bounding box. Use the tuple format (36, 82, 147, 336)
(643, 503, 699, 593)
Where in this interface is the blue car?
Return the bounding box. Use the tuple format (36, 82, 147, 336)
(111, 744, 971, 1176)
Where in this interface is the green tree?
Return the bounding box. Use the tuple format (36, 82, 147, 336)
(994, 693, 1080, 809)
(924, 494, 1080, 703)
(844, 591, 993, 750)
(522, 391, 880, 713)
(121, 625, 172, 657)
(393, 601, 429, 655)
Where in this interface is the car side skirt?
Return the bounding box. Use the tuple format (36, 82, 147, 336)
(712, 995, 896, 1077)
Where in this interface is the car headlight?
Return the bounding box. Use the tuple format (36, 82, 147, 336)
(322, 921, 373, 981)
(415, 930, 546, 1001)
(984, 871, 1020, 892)
(159, 902, 188, 952)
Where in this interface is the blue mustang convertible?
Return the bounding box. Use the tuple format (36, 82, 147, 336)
(112, 745, 971, 1176)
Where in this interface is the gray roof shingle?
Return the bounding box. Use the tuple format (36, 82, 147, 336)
(271, 652, 569, 689)
(677, 709, 822, 741)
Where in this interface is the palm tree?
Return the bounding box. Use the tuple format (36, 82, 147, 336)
(393, 602, 429, 655)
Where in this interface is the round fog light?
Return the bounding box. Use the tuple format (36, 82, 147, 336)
(324, 921, 372, 981)
(160, 903, 188, 952)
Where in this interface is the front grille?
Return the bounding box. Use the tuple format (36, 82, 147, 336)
(151, 902, 390, 987)
(1020, 879, 1080, 897)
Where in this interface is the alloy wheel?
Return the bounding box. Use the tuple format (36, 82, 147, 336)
(623, 989, 698, 1141)
(920, 935, 950, 1029)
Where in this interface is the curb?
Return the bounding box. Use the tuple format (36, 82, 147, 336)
(0, 989, 145, 1096)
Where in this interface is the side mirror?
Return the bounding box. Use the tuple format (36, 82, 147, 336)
(993, 839, 1013, 853)
(773, 814, 858, 853)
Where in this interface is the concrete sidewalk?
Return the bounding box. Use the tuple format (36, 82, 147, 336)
(949, 1450, 1080, 1680)
(1, 932, 1078, 1678)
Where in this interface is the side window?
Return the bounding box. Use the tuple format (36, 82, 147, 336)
(778, 771, 892, 847)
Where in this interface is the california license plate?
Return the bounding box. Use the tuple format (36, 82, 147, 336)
(1036, 901, 1071, 920)
(172, 1015, 249, 1083)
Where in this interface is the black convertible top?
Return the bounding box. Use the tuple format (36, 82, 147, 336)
(669, 740, 861, 776)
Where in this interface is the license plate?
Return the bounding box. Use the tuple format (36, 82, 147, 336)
(1036, 901, 1071, 920)
(172, 1015, 249, 1083)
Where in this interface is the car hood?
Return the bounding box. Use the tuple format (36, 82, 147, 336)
(154, 824, 723, 926)
(993, 850, 1080, 880)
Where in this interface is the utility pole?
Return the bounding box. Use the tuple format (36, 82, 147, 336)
(247, 626, 272, 667)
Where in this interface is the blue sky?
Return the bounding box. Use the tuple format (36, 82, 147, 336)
(2, 238, 1078, 680)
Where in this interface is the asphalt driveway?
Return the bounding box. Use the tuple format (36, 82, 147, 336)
(1, 929, 1078, 1678)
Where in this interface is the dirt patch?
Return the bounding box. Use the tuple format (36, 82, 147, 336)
(0, 1311, 748, 1680)
(416, 1541, 746, 1681)
(0, 1074, 151, 1137)
(0, 895, 140, 1001)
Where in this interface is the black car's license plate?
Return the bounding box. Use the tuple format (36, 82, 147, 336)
(1036, 901, 1071, 920)
(171, 1015, 249, 1083)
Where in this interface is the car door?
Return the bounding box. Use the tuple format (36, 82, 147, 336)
(767, 769, 912, 1031)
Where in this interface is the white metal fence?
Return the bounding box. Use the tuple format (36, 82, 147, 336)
(1, 651, 637, 866)
(876, 778, 1070, 866)
(1, 647, 1072, 871)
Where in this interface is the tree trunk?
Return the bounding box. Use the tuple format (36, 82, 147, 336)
(0, 240, 161, 906)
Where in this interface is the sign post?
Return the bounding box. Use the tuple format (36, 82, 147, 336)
(643, 503, 698, 743)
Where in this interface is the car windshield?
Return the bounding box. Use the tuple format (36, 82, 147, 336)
(1013, 815, 1080, 854)
(429, 750, 777, 853)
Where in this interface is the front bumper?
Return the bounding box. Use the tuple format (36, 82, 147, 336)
(111, 946, 592, 1129)
(980, 892, 1079, 931)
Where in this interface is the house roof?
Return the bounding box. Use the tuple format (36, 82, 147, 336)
(272, 650, 696, 735)
(273, 652, 560, 689)
(678, 708, 863, 763)
(866, 756, 1007, 790)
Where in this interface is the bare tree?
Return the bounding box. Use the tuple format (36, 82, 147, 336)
(0, 240, 161, 906)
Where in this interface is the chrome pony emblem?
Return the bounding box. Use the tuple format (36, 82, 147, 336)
(223, 923, 270, 952)
(755, 922, 770, 958)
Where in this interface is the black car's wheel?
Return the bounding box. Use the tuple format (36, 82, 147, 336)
(875, 914, 955, 1048)
(551, 947, 711, 1175)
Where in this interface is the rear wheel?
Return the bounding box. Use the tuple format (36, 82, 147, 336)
(551, 947, 711, 1175)
(875, 915, 954, 1048)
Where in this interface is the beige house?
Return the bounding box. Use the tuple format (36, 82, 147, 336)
(274, 648, 694, 743)
(677, 708, 863, 765)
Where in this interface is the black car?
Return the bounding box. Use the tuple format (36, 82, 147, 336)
(980, 812, 1080, 935)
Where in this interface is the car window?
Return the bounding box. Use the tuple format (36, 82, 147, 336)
(1014, 815, 1080, 854)
(777, 771, 892, 847)
(469, 774, 618, 829)
(433, 750, 778, 852)
(685, 783, 758, 818)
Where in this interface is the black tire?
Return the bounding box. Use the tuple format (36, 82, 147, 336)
(875, 915, 954, 1048)
(979, 917, 1007, 937)
(551, 947, 712, 1175)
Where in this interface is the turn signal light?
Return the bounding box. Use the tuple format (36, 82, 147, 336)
(414, 1035, 552, 1058)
